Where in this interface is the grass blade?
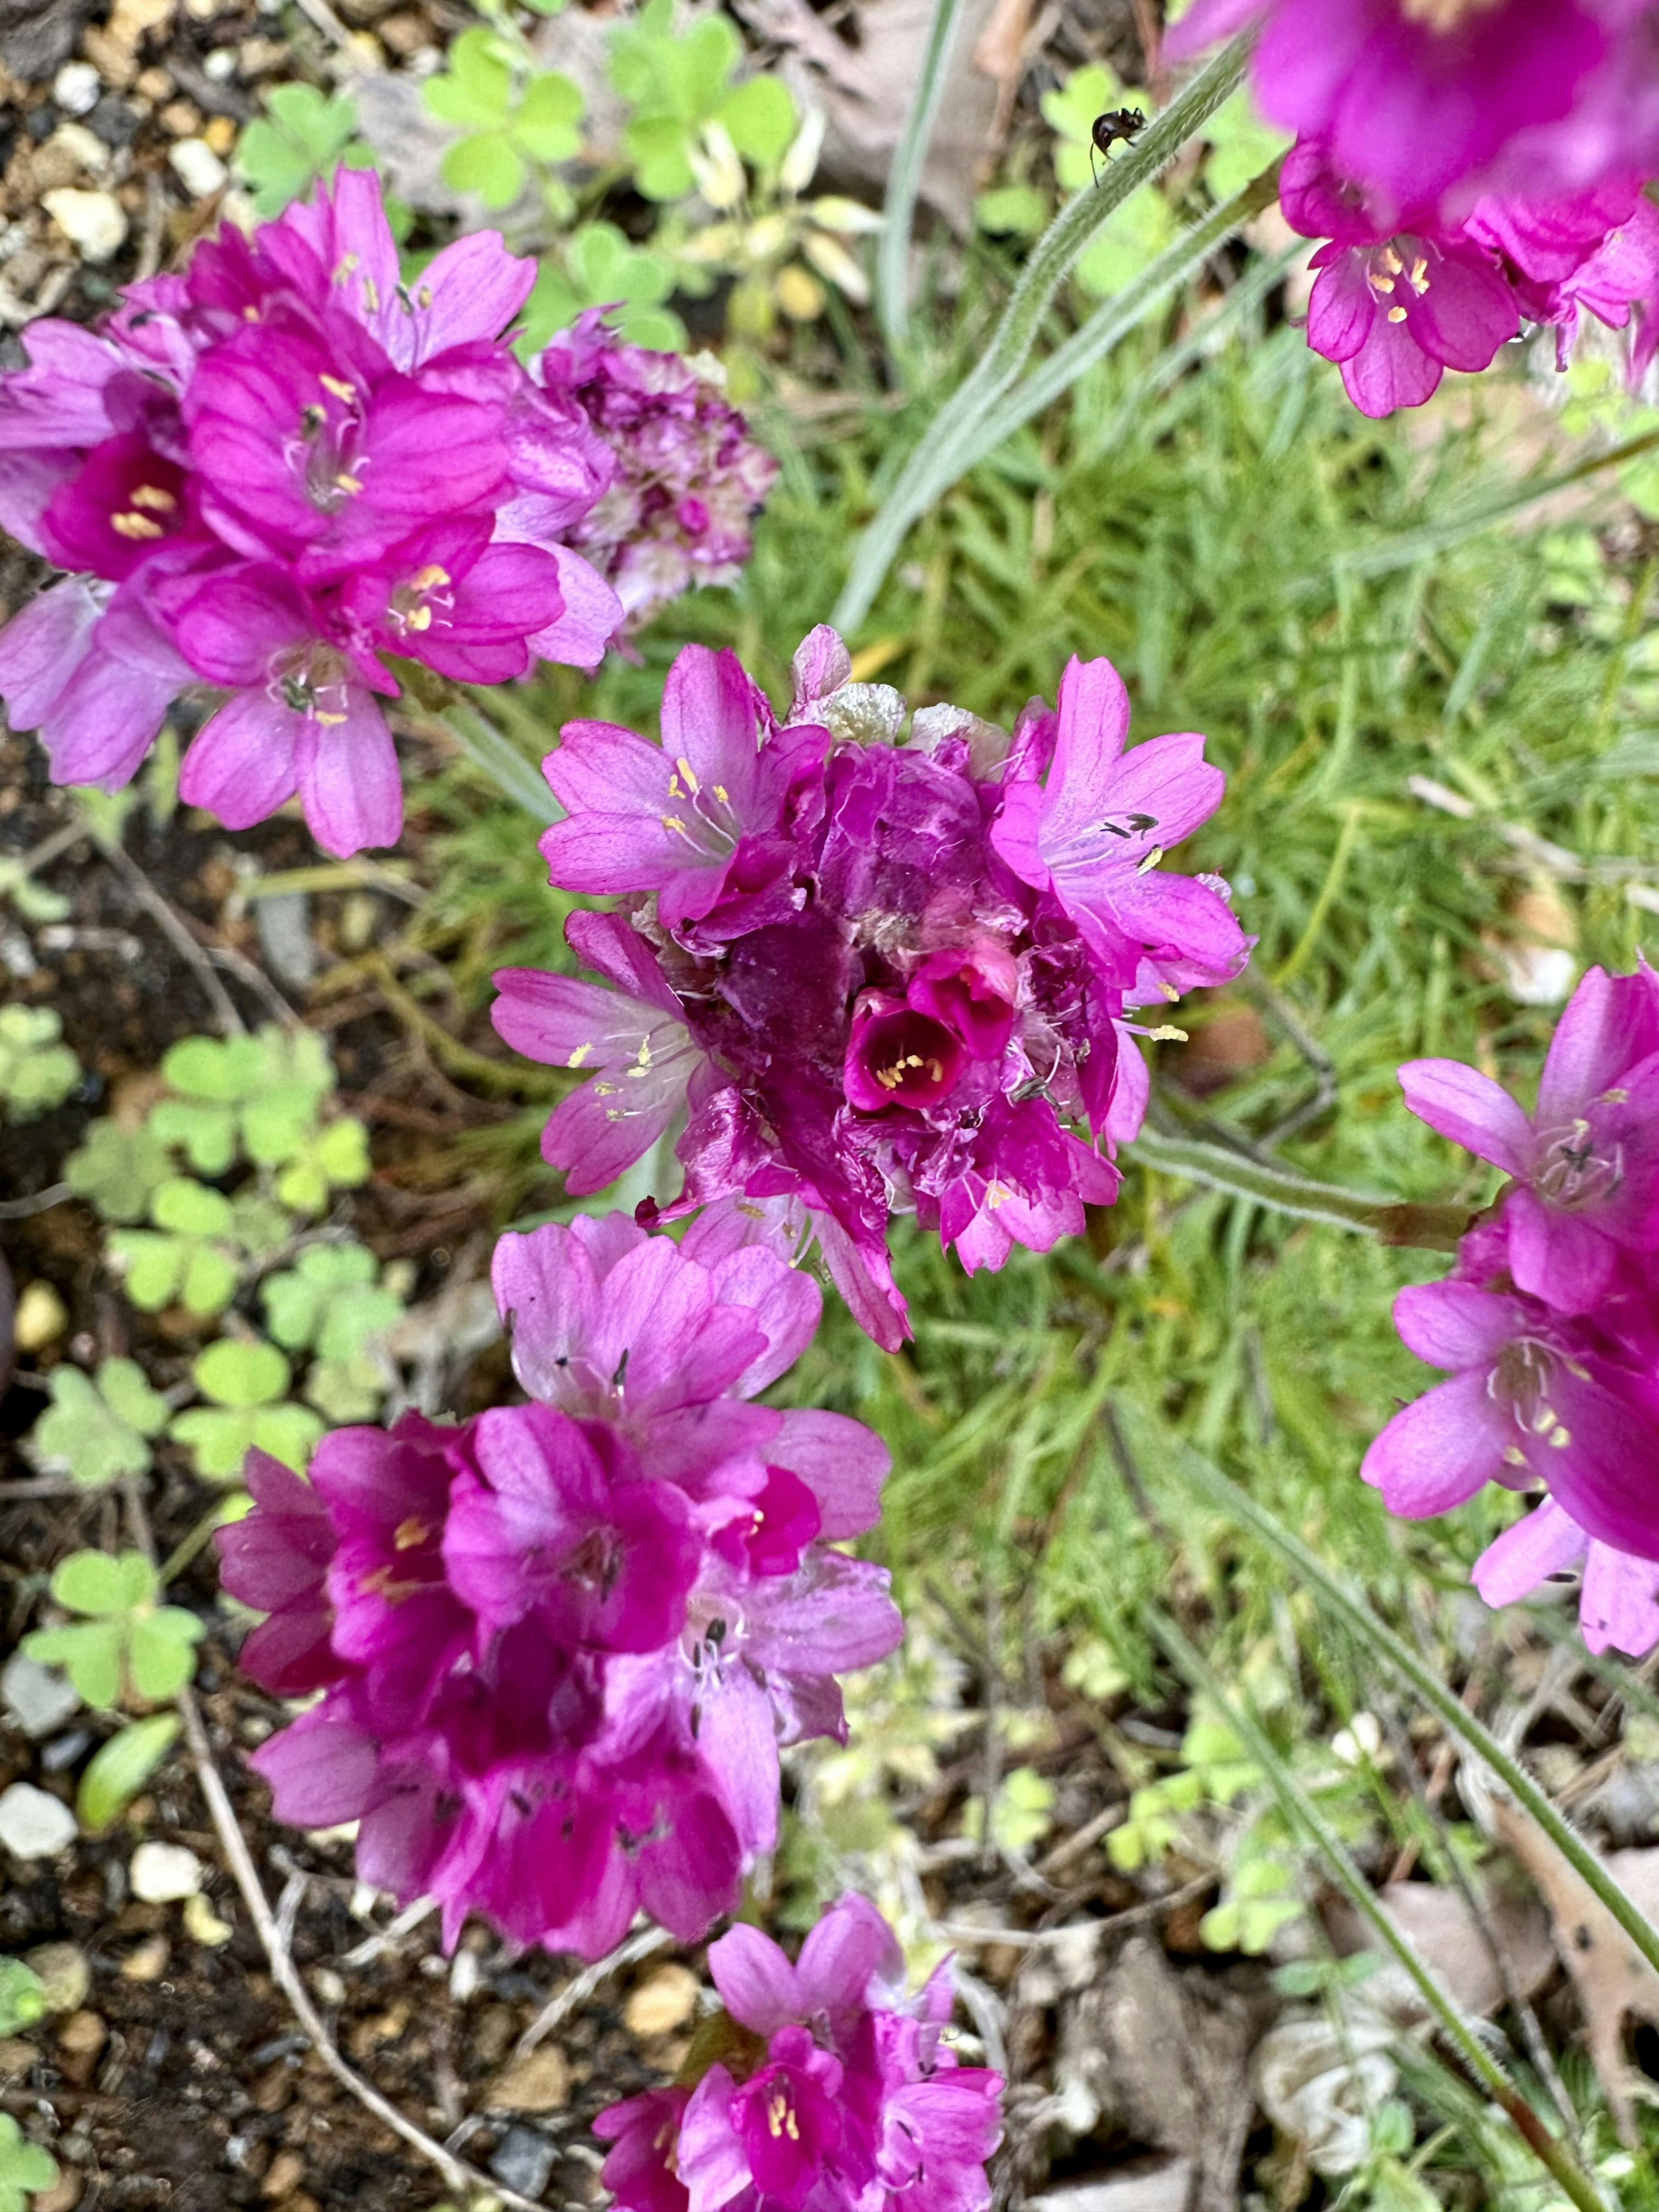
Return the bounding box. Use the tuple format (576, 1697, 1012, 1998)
(876, 0, 971, 353)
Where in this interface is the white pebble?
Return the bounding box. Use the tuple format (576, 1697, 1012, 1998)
(42, 188, 128, 264)
(2, 1651, 81, 1740)
(0, 1782, 77, 1861)
(52, 60, 102, 115)
(130, 1841, 203, 1903)
(203, 45, 238, 79)
(169, 138, 229, 200)
(44, 122, 111, 179)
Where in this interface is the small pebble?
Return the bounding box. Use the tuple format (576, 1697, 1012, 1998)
(41, 1730, 92, 1773)
(0, 1782, 76, 1860)
(625, 1963, 700, 2037)
(2, 1651, 81, 1740)
(44, 121, 112, 178)
(487, 2044, 570, 2114)
(183, 1891, 234, 1946)
(22, 1943, 89, 2015)
(130, 1841, 203, 1903)
(159, 97, 203, 136)
(52, 60, 102, 114)
(88, 96, 142, 146)
(203, 44, 237, 77)
(261, 2149, 305, 2199)
(41, 188, 128, 264)
(56, 2011, 106, 2060)
(0, 2038, 36, 2076)
(311, 1967, 346, 2006)
(490, 2125, 556, 2201)
(119, 1934, 170, 1982)
(168, 137, 228, 198)
(13, 1279, 67, 1351)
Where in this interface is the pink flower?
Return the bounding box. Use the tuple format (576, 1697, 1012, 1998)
(598, 1894, 1002, 2212)
(0, 168, 623, 854)
(1474, 1497, 1659, 1657)
(218, 1218, 899, 1959)
(498, 632, 1248, 1347)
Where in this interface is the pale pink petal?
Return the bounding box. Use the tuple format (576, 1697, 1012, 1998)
(181, 690, 300, 828)
(1398, 1059, 1532, 1173)
(1472, 1497, 1586, 1607)
(1359, 1370, 1509, 1514)
(293, 691, 403, 856)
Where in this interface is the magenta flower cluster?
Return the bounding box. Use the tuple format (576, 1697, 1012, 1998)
(1171, 2, 1659, 416)
(0, 170, 627, 857)
(536, 311, 779, 626)
(493, 629, 1249, 1348)
(597, 1894, 1001, 2212)
(1363, 963, 1659, 1656)
(216, 1208, 901, 1954)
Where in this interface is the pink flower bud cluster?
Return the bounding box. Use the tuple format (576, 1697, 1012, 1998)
(536, 311, 779, 626)
(216, 1208, 900, 1955)
(493, 629, 1251, 1348)
(597, 1894, 1002, 2212)
(1364, 963, 1659, 1655)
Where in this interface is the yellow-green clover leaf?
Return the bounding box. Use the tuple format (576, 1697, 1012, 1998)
(0, 2113, 59, 2212)
(170, 1338, 323, 1479)
(0, 1004, 79, 1119)
(23, 1550, 203, 1710)
(63, 1116, 173, 1224)
(28, 1358, 171, 1487)
(108, 1176, 242, 1316)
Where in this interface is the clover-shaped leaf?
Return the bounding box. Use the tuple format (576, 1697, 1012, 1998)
(305, 1354, 385, 1424)
(0, 2113, 58, 2212)
(108, 1176, 241, 1315)
(0, 1004, 79, 1119)
(262, 1241, 403, 1361)
(962, 1765, 1055, 1853)
(0, 1960, 46, 2038)
(424, 29, 585, 210)
(610, 0, 786, 201)
(1200, 1855, 1303, 1955)
(22, 1550, 203, 1710)
(154, 1026, 334, 1173)
(1180, 1713, 1259, 1805)
(236, 83, 374, 216)
(64, 1116, 173, 1223)
(519, 221, 684, 353)
(274, 1114, 371, 1216)
(1107, 1781, 1183, 1872)
(28, 1358, 171, 1487)
(169, 1338, 323, 1479)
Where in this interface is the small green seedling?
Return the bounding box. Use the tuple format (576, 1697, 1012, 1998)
(64, 1116, 173, 1224)
(236, 83, 374, 216)
(519, 221, 684, 353)
(169, 1338, 324, 1478)
(23, 1551, 203, 1710)
(0, 1960, 46, 2038)
(108, 1177, 243, 1316)
(1199, 1851, 1303, 1953)
(0, 1004, 79, 1119)
(0, 854, 70, 925)
(422, 27, 584, 210)
(961, 1765, 1055, 1853)
(274, 1114, 371, 1216)
(0, 2114, 58, 2212)
(609, 0, 795, 202)
(28, 1358, 171, 1487)
(77, 1711, 182, 1835)
(151, 1026, 334, 1176)
(262, 1241, 403, 1360)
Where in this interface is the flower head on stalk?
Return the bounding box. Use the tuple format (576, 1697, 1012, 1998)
(0, 168, 636, 857)
(217, 1212, 899, 1956)
(595, 1893, 1003, 2212)
(1363, 963, 1659, 1654)
(494, 630, 1250, 1348)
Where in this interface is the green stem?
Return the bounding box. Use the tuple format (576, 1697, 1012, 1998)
(1148, 1608, 1607, 2212)
(1163, 1439, 1659, 1990)
(833, 35, 1251, 634)
(1127, 1128, 1471, 1248)
(876, 0, 971, 354)
(442, 699, 562, 825)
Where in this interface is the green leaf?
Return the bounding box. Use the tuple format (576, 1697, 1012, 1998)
(152, 1177, 235, 1237)
(720, 75, 796, 167)
(0, 2112, 58, 2212)
(0, 856, 71, 925)
(24, 1620, 123, 1709)
(274, 1114, 370, 1214)
(0, 1004, 79, 1119)
(512, 70, 584, 162)
(0, 1961, 46, 2037)
(64, 1117, 173, 1223)
(160, 1034, 244, 1104)
(192, 1338, 291, 1409)
(235, 83, 368, 217)
(976, 184, 1047, 238)
(76, 1713, 181, 1835)
(1074, 184, 1177, 300)
(1201, 85, 1290, 200)
(305, 1353, 385, 1424)
(149, 1096, 237, 1174)
(29, 1359, 171, 1487)
(128, 1610, 205, 1700)
(53, 1548, 155, 1616)
(263, 1241, 400, 1361)
(624, 111, 696, 202)
(423, 25, 514, 126)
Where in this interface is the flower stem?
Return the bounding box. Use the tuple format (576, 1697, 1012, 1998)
(834, 35, 1251, 635)
(1127, 1128, 1471, 1249)
(876, 0, 972, 354)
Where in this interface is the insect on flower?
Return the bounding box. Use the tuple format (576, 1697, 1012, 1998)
(1091, 107, 1146, 184)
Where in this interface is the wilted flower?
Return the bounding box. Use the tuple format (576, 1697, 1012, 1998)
(495, 629, 1250, 1347)
(1168, 0, 1659, 223)
(1280, 139, 1659, 416)
(1363, 963, 1659, 1654)
(534, 312, 778, 624)
(595, 1892, 1003, 2212)
(217, 1211, 900, 1956)
(0, 168, 622, 858)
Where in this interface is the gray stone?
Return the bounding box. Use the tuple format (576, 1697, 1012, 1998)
(253, 890, 316, 992)
(2, 1652, 80, 1741)
(0, 1783, 77, 1861)
(490, 2124, 555, 2200)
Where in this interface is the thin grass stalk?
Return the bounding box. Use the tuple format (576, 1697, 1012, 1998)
(1145, 1606, 1608, 2212)
(833, 35, 1251, 633)
(442, 699, 563, 824)
(1128, 1128, 1471, 1247)
(875, 0, 971, 354)
(1153, 1432, 1659, 1986)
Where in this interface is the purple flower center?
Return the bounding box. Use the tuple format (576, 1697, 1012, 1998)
(661, 752, 742, 864)
(1535, 1116, 1622, 1211)
(267, 639, 355, 725)
(387, 560, 455, 641)
(1363, 237, 1436, 325)
(846, 998, 967, 1113)
(1492, 1337, 1574, 1459)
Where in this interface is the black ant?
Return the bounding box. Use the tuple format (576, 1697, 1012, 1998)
(1090, 107, 1146, 184)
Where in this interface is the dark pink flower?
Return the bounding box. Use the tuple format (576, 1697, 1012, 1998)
(223, 1215, 897, 1961)
(1474, 1497, 1659, 1657)
(601, 1894, 1001, 2212)
(0, 168, 624, 856)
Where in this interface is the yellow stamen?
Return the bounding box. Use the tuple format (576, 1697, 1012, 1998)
(111, 512, 164, 540)
(319, 373, 358, 404)
(314, 710, 348, 727)
(675, 754, 701, 795)
(334, 471, 365, 495)
(567, 1043, 593, 1068)
(393, 1516, 430, 1551)
(129, 484, 176, 513)
(1386, 305, 1408, 323)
